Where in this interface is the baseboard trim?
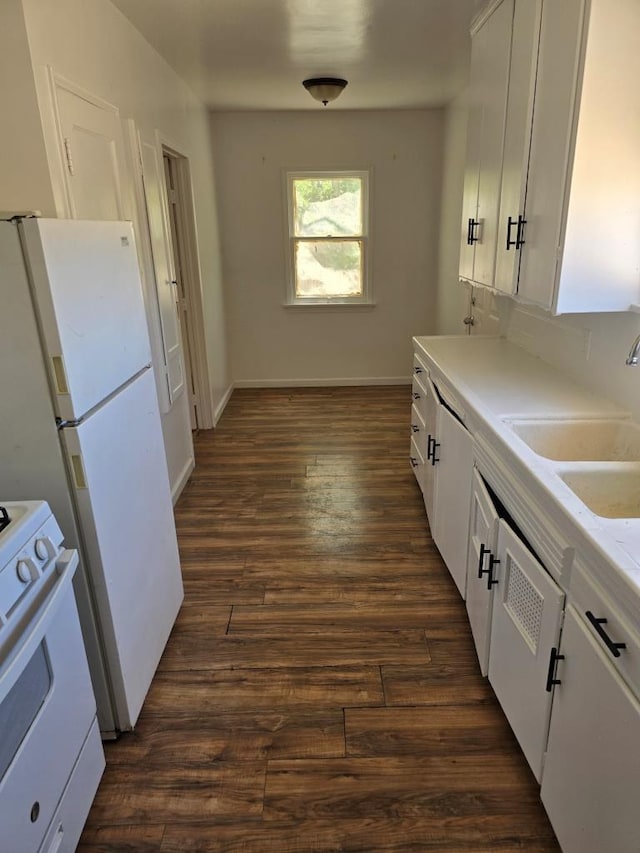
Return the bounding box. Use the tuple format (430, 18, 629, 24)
(234, 376, 410, 389)
(171, 456, 195, 506)
(213, 383, 235, 425)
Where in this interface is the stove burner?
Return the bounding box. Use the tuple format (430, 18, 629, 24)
(0, 507, 10, 534)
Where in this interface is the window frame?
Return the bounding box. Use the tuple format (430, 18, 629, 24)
(284, 169, 372, 307)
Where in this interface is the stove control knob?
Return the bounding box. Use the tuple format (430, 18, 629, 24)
(34, 537, 51, 562)
(16, 559, 33, 584)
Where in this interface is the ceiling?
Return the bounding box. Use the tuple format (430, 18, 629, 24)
(110, 0, 480, 111)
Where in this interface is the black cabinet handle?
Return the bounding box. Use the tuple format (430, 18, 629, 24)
(545, 646, 565, 692)
(410, 457, 419, 469)
(478, 543, 491, 579)
(585, 611, 627, 658)
(414, 365, 423, 374)
(430, 441, 440, 466)
(506, 214, 527, 251)
(412, 392, 420, 400)
(411, 424, 420, 433)
(467, 218, 480, 245)
(486, 554, 500, 589)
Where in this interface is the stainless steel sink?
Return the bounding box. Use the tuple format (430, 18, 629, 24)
(559, 465, 640, 519)
(508, 419, 640, 462)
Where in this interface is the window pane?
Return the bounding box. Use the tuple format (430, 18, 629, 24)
(294, 240, 363, 298)
(293, 178, 362, 238)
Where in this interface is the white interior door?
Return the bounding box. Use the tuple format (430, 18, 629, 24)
(20, 218, 151, 421)
(137, 131, 185, 407)
(465, 469, 500, 674)
(489, 520, 564, 781)
(53, 80, 129, 221)
(61, 369, 183, 730)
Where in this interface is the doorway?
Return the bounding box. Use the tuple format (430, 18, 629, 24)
(162, 150, 210, 430)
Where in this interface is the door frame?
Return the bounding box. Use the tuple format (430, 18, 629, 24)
(158, 137, 213, 430)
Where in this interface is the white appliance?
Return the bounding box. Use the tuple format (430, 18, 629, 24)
(0, 215, 184, 737)
(0, 500, 104, 852)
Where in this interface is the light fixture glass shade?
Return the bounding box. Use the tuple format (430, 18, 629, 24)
(303, 77, 348, 106)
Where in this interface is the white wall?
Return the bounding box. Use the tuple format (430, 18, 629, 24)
(210, 110, 443, 385)
(0, 2, 55, 215)
(505, 304, 640, 422)
(0, 0, 230, 494)
(436, 92, 471, 335)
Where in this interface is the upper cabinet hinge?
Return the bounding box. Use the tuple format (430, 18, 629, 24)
(63, 137, 75, 176)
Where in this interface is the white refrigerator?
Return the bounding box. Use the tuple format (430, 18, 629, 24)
(0, 215, 184, 737)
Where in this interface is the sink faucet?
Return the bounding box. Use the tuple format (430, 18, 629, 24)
(626, 334, 640, 365)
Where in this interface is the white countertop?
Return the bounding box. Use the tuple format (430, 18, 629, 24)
(414, 334, 640, 623)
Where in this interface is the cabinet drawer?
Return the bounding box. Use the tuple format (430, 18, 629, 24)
(409, 435, 425, 493)
(410, 403, 427, 444)
(413, 352, 429, 377)
(411, 374, 428, 420)
(570, 562, 640, 699)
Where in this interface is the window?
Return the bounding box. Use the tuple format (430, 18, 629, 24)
(285, 171, 371, 305)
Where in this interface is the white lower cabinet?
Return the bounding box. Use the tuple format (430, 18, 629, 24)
(465, 469, 500, 675)
(432, 402, 473, 597)
(422, 376, 439, 523)
(541, 605, 640, 853)
(488, 519, 565, 782)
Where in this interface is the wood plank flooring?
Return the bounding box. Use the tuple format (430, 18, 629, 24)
(78, 386, 559, 852)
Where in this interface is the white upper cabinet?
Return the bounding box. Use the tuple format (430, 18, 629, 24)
(493, 0, 542, 295)
(459, 0, 514, 287)
(461, 0, 640, 314)
(520, 0, 640, 313)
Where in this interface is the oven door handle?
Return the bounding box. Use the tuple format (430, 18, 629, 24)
(0, 549, 78, 706)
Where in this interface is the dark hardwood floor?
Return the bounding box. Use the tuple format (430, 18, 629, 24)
(78, 386, 559, 852)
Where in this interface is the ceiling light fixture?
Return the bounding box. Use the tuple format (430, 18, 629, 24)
(302, 77, 348, 106)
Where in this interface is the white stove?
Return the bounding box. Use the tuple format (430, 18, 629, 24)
(0, 501, 65, 619)
(0, 500, 104, 853)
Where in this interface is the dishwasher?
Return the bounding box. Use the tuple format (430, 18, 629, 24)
(0, 500, 104, 852)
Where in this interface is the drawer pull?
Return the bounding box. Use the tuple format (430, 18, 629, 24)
(412, 392, 420, 400)
(545, 646, 565, 692)
(585, 611, 627, 658)
(411, 424, 420, 433)
(478, 543, 491, 579)
(410, 457, 419, 469)
(414, 365, 423, 374)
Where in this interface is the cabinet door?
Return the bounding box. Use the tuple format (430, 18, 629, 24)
(432, 404, 473, 598)
(458, 29, 484, 282)
(465, 470, 500, 675)
(493, 0, 543, 294)
(541, 606, 640, 853)
(515, 0, 585, 309)
(54, 81, 129, 221)
(472, 0, 514, 287)
(488, 520, 564, 781)
(422, 378, 439, 527)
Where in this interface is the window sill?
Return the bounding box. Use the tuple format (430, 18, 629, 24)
(282, 301, 376, 311)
